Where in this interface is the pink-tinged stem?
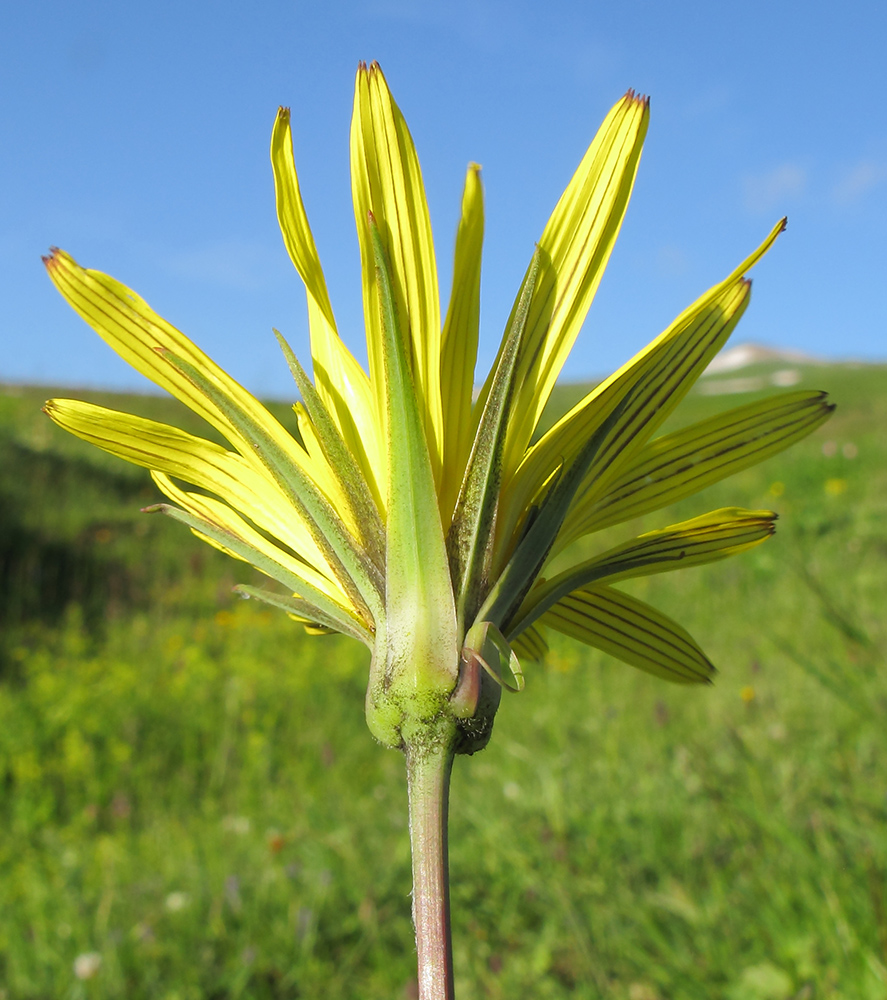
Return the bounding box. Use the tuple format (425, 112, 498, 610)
(405, 732, 457, 1000)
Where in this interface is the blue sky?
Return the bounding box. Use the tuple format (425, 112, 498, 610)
(2, 0, 885, 397)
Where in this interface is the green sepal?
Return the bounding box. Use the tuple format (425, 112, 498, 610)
(448, 248, 540, 627)
(234, 583, 372, 646)
(448, 621, 524, 757)
(364, 215, 459, 746)
(462, 621, 525, 693)
(477, 390, 635, 629)
(144, 502, 371, 643)
(159, 349, 384, 621)
(274, 329, 386, 566)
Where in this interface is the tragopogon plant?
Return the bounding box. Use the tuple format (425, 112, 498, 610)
(44, 62, 832, 998)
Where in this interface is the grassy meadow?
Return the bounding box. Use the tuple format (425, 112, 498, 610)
(0, 359, 885, 999)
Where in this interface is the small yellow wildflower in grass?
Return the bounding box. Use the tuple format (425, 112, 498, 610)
(741, 685, 756, 704)
(825, 478, 848, 496)
(43, 63, 832, 998)
(768, 481, 786, 497)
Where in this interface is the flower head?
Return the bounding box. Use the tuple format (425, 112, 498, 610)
(44, 63, 832, 751)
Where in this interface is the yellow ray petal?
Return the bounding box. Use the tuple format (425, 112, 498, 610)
(439, 163, 484, 522)
(151, 472, 352, 608)
(508, 508, 776, 637)
(45, 398, 338, 584)
(477, 91, 649, 475)
(270, 108, 385, 504)
(43, 249, 348, 515)
(563, 389, 833, 540)
(538, 585, 714, 684)
(497, 220, 785, 566)
(350, 62, 443, 483)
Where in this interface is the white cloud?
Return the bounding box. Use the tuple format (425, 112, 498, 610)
(742, 163, 806, 214)
(833, 160, 884, 205)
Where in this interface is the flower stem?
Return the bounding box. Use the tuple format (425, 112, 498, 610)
(405, 725, 457, 1000)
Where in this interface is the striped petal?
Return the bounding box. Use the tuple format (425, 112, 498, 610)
(351, 62, 443, 483)
(44, 398, 336, 583)
(161, 351, 384, 620)
(497, 219, 786, 567)
(149, 473, 366, 635)
(439, 163, 484, 522)
(511, 624, 549, 663)
(477, 92, 649, 477)
(270, 107, 384, 504)
(563, 389, 833, 540)
(507, 507, 776, 636)
(537, 585, 714, 684)
(42, 250, 323, 485)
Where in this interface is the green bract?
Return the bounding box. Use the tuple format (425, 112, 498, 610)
(44, 62, 833, 753)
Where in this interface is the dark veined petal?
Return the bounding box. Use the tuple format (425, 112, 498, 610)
(562, 389, 834, 541)
(447, 249, 541, 628)
(482, 92, 650, 477)
(511, 624, 549, 663)
(148, 473, 371, 643)
(42, 249, 329, 490)
(496, 220, 785, 569)
(161, 351, 385, 622)
(536, 585, 714, 684)
(275, 331, 385, 567)
(43, 398, 338, 584)
(507, 507, 776, 637)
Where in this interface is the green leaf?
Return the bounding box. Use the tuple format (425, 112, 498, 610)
(448, 247, 541, 628)
(564, 389, 834, 539)
(537, 585, 714, 684)
(508, 507, 776, 636)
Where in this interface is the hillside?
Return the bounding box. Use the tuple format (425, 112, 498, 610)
(1, 362, 885, 998)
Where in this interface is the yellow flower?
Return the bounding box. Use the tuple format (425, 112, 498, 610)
(825, 478, 847, 496)
(44, 62, 832, 752)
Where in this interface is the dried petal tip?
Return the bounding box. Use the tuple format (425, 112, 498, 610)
(624, 89, 650, 108)
(42, 247, 61, 268)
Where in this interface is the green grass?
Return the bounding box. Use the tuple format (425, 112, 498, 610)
(1, 364, 885, 999)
